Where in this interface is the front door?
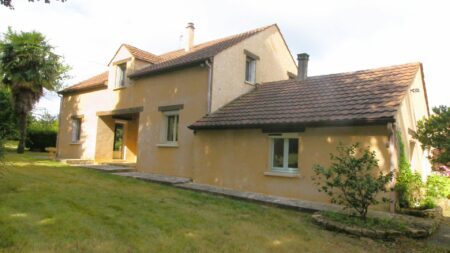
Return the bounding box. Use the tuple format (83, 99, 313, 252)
(113, 123, 124, 159)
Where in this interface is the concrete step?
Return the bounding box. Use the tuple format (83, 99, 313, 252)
(101, 162, 137, 167)
(113, 172, 191, 185)
(77, 164, 137, 173)
(61, 159, 95, 165)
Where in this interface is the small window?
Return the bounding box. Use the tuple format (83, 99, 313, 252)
(71, 118, 82, 143)
(115, 63, 126, 88)
(164, 112, 179, 143)
(245, 56, 256, 84)
(270, 137, 299, 174)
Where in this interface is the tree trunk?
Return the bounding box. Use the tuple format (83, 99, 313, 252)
(17, 113, 27, 154)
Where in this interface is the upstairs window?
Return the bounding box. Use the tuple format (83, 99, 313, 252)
(71, 117, 82, 143)
(245, 56, 256, 84)
(115, 63, 126, 88)
(270, 136, 299, 174)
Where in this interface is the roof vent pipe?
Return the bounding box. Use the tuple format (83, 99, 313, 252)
(296, 53, 309, 81)
(185, 22, 195, 52)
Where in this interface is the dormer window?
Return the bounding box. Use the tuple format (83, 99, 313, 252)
(244, 49, 259, 84)
(115, 63, 127, 88)
(245, 56, 256, 84)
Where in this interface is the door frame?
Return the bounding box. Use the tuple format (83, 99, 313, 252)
(112, 120, 128, 160)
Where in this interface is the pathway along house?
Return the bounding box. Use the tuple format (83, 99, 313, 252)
(57, 23, 431, 210)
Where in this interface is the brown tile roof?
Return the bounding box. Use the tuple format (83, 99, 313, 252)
(129, 24, 276, 78)
(122, 44, 161, 63)
(189, 63, 422, 130)
(59, 71, 108, 94)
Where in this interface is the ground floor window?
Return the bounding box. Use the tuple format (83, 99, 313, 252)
(270, 136, 299, 174)
(71, 117, 82, 143)
(164, 111, 179, 143)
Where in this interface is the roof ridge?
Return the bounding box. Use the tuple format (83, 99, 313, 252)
(130, 23, 277, 78)
(157, 24, 276, 60)
(261, 62, 421, 86)
(122, 43, 161, 63)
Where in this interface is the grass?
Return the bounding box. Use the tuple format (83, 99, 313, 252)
(0, 146, 447, 252)
(321, 211, 407, 231)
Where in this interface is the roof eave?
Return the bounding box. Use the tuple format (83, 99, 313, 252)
(58, 84, 107, 95)
(188, 117, 395, 131)
(129, 57, 209, 79)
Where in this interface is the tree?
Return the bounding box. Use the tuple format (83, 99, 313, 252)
(0, 86, 18, 140)
(312, 143, 393, 219)
(413, 105, 449, 165)
(0, 28, 69, 153)
(1, 0, 66, 9)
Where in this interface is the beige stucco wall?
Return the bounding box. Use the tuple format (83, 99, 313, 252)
(58, 64, 209, 172)
(132, 66, 209, 177)
(395, 69, 431, 180)
(59, 28, 296, 170)
(193, 125, 391, 205)
(211, 26, 297, 112)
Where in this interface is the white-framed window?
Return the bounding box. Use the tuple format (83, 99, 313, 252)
(71, 118, 82, 143)
(269, 135, 299, 174)
(115, 63, 126, 88)
(164, 111, 179, 143)
(245, 56, 256, 84)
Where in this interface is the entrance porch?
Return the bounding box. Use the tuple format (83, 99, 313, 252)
(94, 107, 142, 163)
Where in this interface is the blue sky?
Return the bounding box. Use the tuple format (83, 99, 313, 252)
(1, 0, 449, 116)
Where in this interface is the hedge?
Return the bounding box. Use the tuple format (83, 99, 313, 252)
(26, 129, 57, 152)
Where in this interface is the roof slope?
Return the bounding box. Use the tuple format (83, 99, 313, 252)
(122, 44, 161, 63)
(189, 63, 421, 130)
(59, 72, 108, 94)
(61, 24, 275, 94)
(129, 24, 275, 78)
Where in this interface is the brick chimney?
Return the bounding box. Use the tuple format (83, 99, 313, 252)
(297, 53, 309, 81)
(185, 22, 195, 52)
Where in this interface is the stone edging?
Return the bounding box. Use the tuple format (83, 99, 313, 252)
(396, 206, 443, 219)
(311, 212, 438, 240)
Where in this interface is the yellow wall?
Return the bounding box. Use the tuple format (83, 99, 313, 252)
(395, 69, 431, 180)
(58, 65, 209, 173)
(211, 26, 297, 112)
(58, 27, 297, 175)
(132, 66, 209, 177)
(193, 126, 391, 205)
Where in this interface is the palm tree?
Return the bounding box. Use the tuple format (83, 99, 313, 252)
(0, 28, 69, 153)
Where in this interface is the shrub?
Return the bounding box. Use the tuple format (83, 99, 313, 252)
(426, 175, 450, 200)
(396, 131, 450, 209)
(395, 131, 428, 208)
(26, 128, 57, 152)
(312, 143, 393, 219)
(413, 105, 449, 165)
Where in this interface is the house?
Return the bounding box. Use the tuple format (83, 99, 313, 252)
(57, 23, 431, 209)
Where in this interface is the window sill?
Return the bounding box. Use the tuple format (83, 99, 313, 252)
(113, 86, 127, 91)
(264, 172, 299, 178)
(156, 143, 179, 148)
(244, 81, 256, 86)
(70, 142, 81, 145)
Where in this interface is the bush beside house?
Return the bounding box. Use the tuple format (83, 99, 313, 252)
(25, 113, 58, 152)
(312, 143, 393, 219)
(395, 130, 449, 217)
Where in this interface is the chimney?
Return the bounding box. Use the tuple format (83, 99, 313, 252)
(185, 22, 195, 52)
(296, 53, 309, 81)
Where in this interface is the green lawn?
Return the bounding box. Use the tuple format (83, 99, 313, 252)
(0, 148, 446, 252)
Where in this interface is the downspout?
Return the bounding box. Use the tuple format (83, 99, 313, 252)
(387, 122, 397, 213)
(55, 93, 64, 159)
(205, 58, 213, 114)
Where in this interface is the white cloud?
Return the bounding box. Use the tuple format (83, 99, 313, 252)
(1, 0, 448, 115)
